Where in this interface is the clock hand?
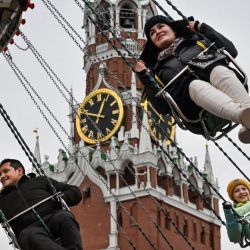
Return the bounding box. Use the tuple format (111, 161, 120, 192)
(96, 99, 106, 124)
(81, 109, 105, 118)
(86, 112, 105, 118)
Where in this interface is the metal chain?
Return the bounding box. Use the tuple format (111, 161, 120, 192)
(5, 34, 170, 249)
(18, 16, 176, 249)
(212, 140, 250, 182)
(51, 0, 223, 232)
(225, 135, 250, 162)
(43, 2, 249, 248)
(163, 0, 187, 20)
(81, 3, 231, 223)
(150, 0, 174, 20)
(2, 55, 145, 249)
(41, 0, 84, 51)
(4, 53, 72, 142)
(36, 1, 228, 246)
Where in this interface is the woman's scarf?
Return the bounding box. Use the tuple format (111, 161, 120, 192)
(157, 37, 184, 61)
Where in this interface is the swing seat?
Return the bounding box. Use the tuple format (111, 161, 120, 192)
(159, 49, 248, 141)
(0, 0, 31, 52)
(163, 91, 237, 141)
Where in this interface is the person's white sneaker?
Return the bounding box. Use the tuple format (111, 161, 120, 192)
(238, 126, 250, 144)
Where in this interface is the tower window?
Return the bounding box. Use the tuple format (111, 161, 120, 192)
(120, 4, 135, 28)
(209, 226, 215, 249)
(188, 176, 198, 204)
(175, 213, 179, 233)
(193, 221, 197, 241)
(121, 162, 135, 186)
(200, 225, 206, 244)
(164, 211, 171, 230)
(96, 166, 107, 180)
(117, 206, 123, 227)
(183, 219, 189, 238)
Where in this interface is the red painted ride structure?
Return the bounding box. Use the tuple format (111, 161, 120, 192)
(0, 0, 34, 52)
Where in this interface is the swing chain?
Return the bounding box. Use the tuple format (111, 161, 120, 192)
(0, 210, 21, 249)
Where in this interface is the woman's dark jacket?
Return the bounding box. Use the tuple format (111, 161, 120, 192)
(138, 22, 238, 127)
(0, 174, 82, 236)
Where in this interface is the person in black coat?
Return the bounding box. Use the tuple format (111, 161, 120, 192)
(0, 158, 83, 250)
(136, 15, 250, 143)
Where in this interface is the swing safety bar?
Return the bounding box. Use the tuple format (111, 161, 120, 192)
(237, 211, 250, 225)
(2, 192, 62, 225)
(156, 42, 216, 97)
(154, 48, 248, 141)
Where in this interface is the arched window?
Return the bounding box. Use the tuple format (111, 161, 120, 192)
(96, 166, 107, 180)
(200, 225, 206, 244)
(209, 227, 215, 249)
(183, 218, 189, 238)
(188, 175, 198, 204)
(120, 3, 135, 28)
(203, 183, 212, 210)
(173, 168, 181, 197)
(157, 159, 167, 190)
(120, 161, 135, 187)
(164, 210, 171, 230)
(117, 205, 123, 227)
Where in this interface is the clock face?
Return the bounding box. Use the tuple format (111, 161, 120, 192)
(143, 100, 175, 144)
(76, 88, 124, 144)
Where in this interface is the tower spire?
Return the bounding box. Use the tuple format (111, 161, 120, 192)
(203, 143, 214, 182)
(139, 110, 153, 153)
(33, 128, 41, 165)
(130, 72, 139, 139)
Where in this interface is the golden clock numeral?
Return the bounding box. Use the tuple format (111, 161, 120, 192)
(167, 121, 172, 126)
(111, 118, 117, 126)
(112, 109, 119, 115)
(88, 131, 94, 139)
(105, 95, 109, 102)
(97, 132, 103, 140)
(81, 125, 88, 134)
(106, 128, 111, 135)
(97, 94, 102, 102)
(80, 118, 87, 124)
(88, 99, 94, 106)
(110, 100, 116, 107)
(167, 128, 171, 134)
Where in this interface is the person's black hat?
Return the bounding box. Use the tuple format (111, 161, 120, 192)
(140, 15, 194, 69)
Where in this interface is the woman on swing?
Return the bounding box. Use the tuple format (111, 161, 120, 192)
(223, 179, 250, 244)
(135, 15, 250, 143)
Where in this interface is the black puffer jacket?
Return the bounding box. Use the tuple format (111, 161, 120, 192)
(138, 23, 238, 123)
(0, 174, 82, 236)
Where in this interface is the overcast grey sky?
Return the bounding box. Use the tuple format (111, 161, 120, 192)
(1, 0, 249, 249)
